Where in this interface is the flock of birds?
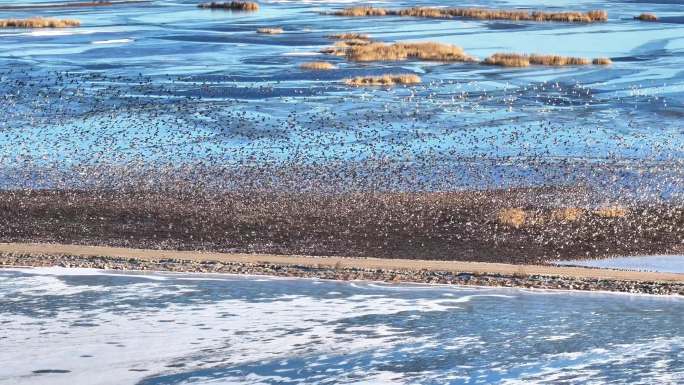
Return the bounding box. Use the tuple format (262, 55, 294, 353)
(0, 1, 682, 259)
(0, 1, 682, 206)
(0, 65, 681, 205)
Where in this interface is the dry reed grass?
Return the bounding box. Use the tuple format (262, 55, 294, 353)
(635, 13, 657, 22)
(483, 53, 610, 67)
(530, 54, 591, 66)
(0, 17, 80, 28)
(300, 61, 336, 70)
(333, 7, 388, 17)
(198, 1, 258, 11)
(497, 208, 527, 228)
(498, 207, 587, 227)
(257, 27, 283, 34)
(335, 39, 371, 47)
(483, 53, 530, 67)
(343, 74, 421, 86)
(343, 42, 477, 62)
(331, 7, 608, 23)
(594, 206, 628, 218)
(592, 57, 612, 65)
(327, 32, 369, 40)
(321, 39, 373, 56)
(550, 208, 585, 222)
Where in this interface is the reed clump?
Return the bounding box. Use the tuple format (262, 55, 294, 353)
(327, 32, 369, 40)
(483, 53, 610, 67)
(257, 27, 283, 34)
(343, 42, 477, 62)
(592, 57, 612, 65)
(344, 74, 421, 86)
(594, 206, 628, 218)
(331, 7, 608, 23)
(0, 17, 81, 28)
(336, 39, 371, 47)
(635, 13, 657, 22)
(198, 1, 258, 11)
(332, 6, 388, 17)
(483, 53, 530, 67)
(321, 39, 373, 56)
(497, 208, 527, 228)
(550, 208, 585, 222)
(300, 61, 336, 70)
(530, 54, 591, 66)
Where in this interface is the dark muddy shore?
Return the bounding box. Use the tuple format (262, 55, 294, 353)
(2, 188, 683, 264)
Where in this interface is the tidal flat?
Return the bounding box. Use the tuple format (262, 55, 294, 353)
(2, 1, 684, 383)
(2, 0, 684, 264)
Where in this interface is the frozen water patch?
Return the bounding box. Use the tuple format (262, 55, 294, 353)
(281, 51, 323, 56)
(1, 268, 682, 384)
(555, 255, 684, 273)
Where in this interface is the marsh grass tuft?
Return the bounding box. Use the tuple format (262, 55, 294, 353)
(529, 54, 591, 66)
(300, 61, 336, 70)
(592, 57, 612, 65)
(257, 27, 283, 34)
(335, 39, 371, 47)
(344, 74, 421, 86)
(198, 1, 258, 11)
(0, 17, 80, 28)
(483, 53, 531, 67)
(484, 53, 610, 67)
(594, 206, 628, 218)
(331, 7, 607, 23)
(550, 208, 585, 223)
(497, 208, 527, 228)
(342, 42, 477, 62)
(327, 32, 370, 40)
(635, 13, 657, 22)
(333, 7, 388, 17)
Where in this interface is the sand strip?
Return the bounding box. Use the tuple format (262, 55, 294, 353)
(1, 242, 682, 283)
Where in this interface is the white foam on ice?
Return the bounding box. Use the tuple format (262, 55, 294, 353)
(92, 39, 133, 45)
(0, 272, 486, 385)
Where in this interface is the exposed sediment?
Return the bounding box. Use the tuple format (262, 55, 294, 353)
(2, 252, 682, 296)
(3, 188, 684, 264)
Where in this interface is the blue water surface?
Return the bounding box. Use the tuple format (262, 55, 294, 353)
(1, 0, 684, 195)
(0, 267, 682, 384)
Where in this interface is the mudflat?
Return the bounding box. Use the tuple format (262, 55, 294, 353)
(2, 189, 684, 264)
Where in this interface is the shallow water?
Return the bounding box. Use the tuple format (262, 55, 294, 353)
(0, 267, 683, 384)
(556, 254, 684, 273)
(1, 0, 684, 195)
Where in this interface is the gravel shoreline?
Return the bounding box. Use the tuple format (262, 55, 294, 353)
(2, 253, 683, 296)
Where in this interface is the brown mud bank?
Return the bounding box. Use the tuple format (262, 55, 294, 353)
(1, 246, 682, 295)
(1, 188, 684, 264)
